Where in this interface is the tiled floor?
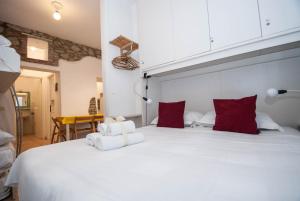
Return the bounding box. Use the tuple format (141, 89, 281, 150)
(21, 134, 51, 152)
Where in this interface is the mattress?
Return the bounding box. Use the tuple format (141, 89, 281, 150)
(6, 126, 300, 201)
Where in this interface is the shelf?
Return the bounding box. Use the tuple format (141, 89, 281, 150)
(110, 35, 139, 52)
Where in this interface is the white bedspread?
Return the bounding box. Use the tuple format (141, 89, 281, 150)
(6, 126, 300, 201)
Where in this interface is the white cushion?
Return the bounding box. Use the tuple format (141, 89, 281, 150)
(0, 129, 14, 146)
(150, 111, 203, 126)
(199, 111, 283, 131)
(0, 35, 11, 47)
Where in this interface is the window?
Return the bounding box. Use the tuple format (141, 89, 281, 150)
(27, 37, 49, 61)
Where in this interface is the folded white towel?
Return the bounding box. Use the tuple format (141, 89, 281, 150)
(0, 35, 11, 47)
(97, 123, 108, 134)
(104, 117, 116, 124)
(85, 133, 101, 146)
(95, 132, 144, 151)
(115, 116, 126, 122)
(106, 121, 135, 136)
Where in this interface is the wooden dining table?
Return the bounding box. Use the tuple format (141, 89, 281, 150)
(56, 114, 104, 140)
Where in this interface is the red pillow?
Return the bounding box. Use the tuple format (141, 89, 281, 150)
(157, 101, 185, 128)
(213, 95, 259, 134)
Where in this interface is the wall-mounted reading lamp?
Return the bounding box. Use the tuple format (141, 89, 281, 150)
(267, 88, 300, 97)
(134, 73, 152, 125)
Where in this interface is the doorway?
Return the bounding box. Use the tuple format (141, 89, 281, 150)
(15, 68, 61, 152)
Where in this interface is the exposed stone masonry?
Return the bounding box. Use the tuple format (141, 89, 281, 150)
(0, 21, 101, 66)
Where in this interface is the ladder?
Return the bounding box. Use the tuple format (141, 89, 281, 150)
(9, 86, 23, 156)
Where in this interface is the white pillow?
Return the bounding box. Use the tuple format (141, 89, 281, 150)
(150, 117, 158, 125)
(199, 111, 283, 131)
(0, 129, 14, 146)
(0, 35, 11, 47)
(198, 111, 215, 127)
(150, 111, 204, 126)
(256, 112, 284, 131)
(184, 111, 204, 125)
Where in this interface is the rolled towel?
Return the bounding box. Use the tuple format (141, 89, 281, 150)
(104, 117, 116, 124)
(115, 116, 126, 122)
(97, 123, 108, 134)
(106, 121, 135, 136)
(95, 132, 144, 151)
(86, 133, 101, 146)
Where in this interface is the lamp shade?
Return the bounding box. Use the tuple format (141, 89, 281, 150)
(267, 88, 288, 97)
(267, 88, 278, 97)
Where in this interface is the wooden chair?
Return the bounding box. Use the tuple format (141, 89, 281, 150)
(93, 115, 104, 131)
(73, 116, 95, 139)
(51, 117, 66, 144)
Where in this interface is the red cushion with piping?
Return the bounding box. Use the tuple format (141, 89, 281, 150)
(157, 101, 185, 128)
(213, 95, 259, 134)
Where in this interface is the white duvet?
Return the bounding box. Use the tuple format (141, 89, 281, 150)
(6, 126, 300, 201)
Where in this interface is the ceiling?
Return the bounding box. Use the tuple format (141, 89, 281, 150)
(0, 0, 101, 49)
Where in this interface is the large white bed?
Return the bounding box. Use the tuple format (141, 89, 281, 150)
(6, 126, 300, 201)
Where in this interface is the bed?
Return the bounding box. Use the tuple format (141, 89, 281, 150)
(6, 126, 300, 201)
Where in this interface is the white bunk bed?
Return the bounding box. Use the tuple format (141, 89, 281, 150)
(0, 35, 21, 200)
(0, 35, 20, 93)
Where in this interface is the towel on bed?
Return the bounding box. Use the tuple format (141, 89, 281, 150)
(86, 133, 100, 146)
(98, 121, 136, 136)
(94, 132, 144, 151)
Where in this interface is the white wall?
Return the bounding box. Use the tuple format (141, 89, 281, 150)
(100, 0, 142, 117)
(1, 57, 101, 137)
(59, 57, 101, 116)
(152, 48, 300, 128)
(21, 56, 102, 116)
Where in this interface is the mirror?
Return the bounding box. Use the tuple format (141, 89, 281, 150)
(16, 92, 30, 109)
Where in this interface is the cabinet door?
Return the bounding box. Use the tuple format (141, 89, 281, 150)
(208, 0, 261, 50)
(259, 0, 300, 36)
(137, 0, 174, 68)
(172, 0, 211, 60)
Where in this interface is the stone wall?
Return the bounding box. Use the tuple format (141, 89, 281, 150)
(0, 21, 101, 66)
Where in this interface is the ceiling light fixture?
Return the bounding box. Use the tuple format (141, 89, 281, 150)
(51, 1, 63, 21)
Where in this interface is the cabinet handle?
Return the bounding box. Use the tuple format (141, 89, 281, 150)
(266, 19, 271, 26)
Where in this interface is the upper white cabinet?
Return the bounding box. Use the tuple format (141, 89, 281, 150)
(207, 0, 261, 50)
(137, 0, 174, 68)
(258, 0, 300, 36)
(172, 0, 211, 60)
(137, 0, 300, 73)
